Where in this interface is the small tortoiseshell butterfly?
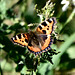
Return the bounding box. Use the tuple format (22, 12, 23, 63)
(11, 17, 57, 55)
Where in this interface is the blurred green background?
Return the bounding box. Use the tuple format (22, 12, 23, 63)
(0, 0, 75, 75)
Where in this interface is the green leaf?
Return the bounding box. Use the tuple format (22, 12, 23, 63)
(20, 66, 27, 74)
(50, 33, 75, 69)
(67, 46, 75, 59)
(60, 9, 75, 33)
(37, 62, 51, 75)
(64, 9, 75, 25)
(1, 59, 13, 71)
(0, 44, 4, 49)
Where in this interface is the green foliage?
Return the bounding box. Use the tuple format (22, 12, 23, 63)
(0, 0, 75, 75)
(35, 0, 55, 20)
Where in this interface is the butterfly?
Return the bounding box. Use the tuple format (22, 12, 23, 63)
(11, 17, 57, 55)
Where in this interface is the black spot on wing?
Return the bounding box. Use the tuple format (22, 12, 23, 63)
(41, 22, 47, 26)
(22, 41, 24, 42)
(28, 41, 32, 46)
(14, 36, 17, 40)
(42, 30, 46, 34)
(47, 28, 49, 30)
(47, 19, 52, 23)
(17, 34, 21, 39)
(25, 39, 28, 43)
(23, 34, 25, 37)
(11, 37, 16, 41)
(39, 26, 42, 30)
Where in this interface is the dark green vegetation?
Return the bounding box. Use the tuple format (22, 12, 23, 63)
(0, 0, 75, 75)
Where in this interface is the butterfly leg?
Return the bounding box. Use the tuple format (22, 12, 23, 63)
(49, 48, 60, 55)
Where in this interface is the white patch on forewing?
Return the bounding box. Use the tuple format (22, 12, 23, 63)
(21, 34, 23, 38)
(45, 21, 49, 25)
(16, 35, 19, 39)
(49, 18, 53, 21)
(39, 24, 44, 28)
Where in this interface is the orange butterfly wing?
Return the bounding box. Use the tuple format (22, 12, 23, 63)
(27, 35, 51, 54)
(27, 17, 57, 54)
(11, 33, 29, 47)
(11, 17, 57, 55)
(36, 17, 56, 34)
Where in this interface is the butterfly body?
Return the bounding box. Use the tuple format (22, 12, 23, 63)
(11, 17, 57, 55)
(29, 31, 39, 46)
